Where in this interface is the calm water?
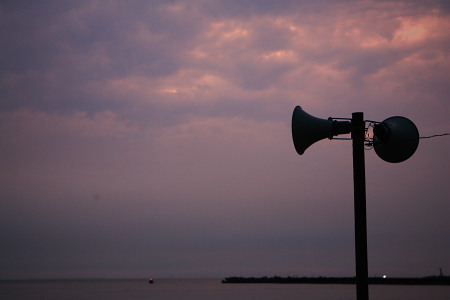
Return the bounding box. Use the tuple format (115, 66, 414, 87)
(1, 278, 450, 300)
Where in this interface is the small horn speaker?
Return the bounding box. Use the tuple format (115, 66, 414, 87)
(373, 116, 419, 163)
(292, 106, 351, 155)
(292, 106, 333, 155)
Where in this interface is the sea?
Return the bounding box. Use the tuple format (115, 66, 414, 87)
(1, 278, 450, 300)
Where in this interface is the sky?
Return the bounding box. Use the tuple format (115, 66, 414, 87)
(1, 0, 449, 280)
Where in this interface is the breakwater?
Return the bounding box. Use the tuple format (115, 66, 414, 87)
(222, 275, 450, 285)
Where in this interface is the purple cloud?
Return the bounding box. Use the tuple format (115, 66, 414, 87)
(1, 0, 449, 279)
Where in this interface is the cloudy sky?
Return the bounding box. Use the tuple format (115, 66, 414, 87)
(1, 0, 449, 280)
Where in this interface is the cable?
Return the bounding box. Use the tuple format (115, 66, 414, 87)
(420, 133, 450, 139)
(333, 127, 449, 150)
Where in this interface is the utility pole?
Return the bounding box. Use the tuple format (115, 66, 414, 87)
(352, 112, 369, 300)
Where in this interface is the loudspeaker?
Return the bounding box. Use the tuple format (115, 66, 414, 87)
(292, 106, 351, 155)
(373, 116, 419, 163)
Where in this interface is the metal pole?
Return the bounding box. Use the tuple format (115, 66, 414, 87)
(352, 112, 369, 300)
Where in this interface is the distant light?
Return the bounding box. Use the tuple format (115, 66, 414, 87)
(383, 275, 387, 279)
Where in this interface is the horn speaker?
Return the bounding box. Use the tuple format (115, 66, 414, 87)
(292, 106, 351, 155)
(373, 116, 419, 163)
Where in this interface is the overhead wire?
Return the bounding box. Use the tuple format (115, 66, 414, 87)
(419, 133, 450, 139)
(330, 120, 448, 150)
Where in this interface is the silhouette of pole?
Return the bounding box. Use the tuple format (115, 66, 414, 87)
(352, 112, 369, 300)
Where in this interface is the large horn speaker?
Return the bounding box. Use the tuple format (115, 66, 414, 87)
(373, 116, 419, 163)
(292, 106, 351, 155)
